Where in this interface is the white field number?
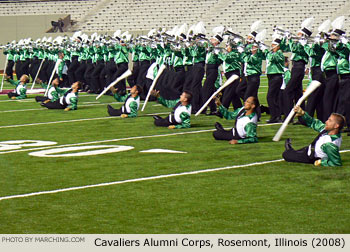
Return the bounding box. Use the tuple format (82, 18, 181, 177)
(0, 140, 57, 151)
(29, 145, 134, 157)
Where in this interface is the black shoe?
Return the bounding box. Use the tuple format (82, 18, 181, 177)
(215, 122, 224, 131)
(260, 105, 270, 114)
(206, 111, 218, 116)
(107, 105, 114, 115)
(285, 138, 292, 151)
(153, 115, 161, 120)
(267, 117, 282, 124)
(293, 121, 302, 125)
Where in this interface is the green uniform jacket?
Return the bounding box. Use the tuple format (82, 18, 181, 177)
(3, 49, 15, 61)
(218, 105, 258, 144)
(218, 49, 242, 74)
(113, 93, 139, 118)
(303, 43, 325, 68)
(191, 44, 206, 64)
(264, 49, 284, 74)
(243, 49, 265, 76)
(335, 42, 350, 75)
(206, 45, 222, 64)
(7, 79, 27, 99)
(302, 112, 342, 166)
(172, 50, 184, 67)
(321, 42, 338, 71)
(281, 38, 308, 63)
(114, 44, 129, 64)
(157, 96, 191, 129)
(139, 46, 152, 61)
(182, 46, 193, 66)
(282, 67, 291, 88)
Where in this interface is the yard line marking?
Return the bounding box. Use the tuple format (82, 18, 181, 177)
(0, 123, 282, 155)
(0, 159, 284, 201)
(1, 150, 349, 201)
(0, 102, 123, 113)
(0, 112, 170, 129)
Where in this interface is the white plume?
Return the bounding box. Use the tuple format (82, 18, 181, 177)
(255, 29, 267, 42)
(301, 17, 314, 30)
(194, 21, 206, 35)
(251, 20, 263, 33)
(332, 16, 345, 30)
(318, 19, 331, 33)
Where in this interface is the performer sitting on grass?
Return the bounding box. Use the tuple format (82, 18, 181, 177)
(213, 96, 258, 144)
(35, 78, 63, 103)
(150, 90, 192, 129)
(5, 74, 29, 100)
(42, 81, 82, 111)
(107, 85, 142, 118)
(283, 105, 344, 166)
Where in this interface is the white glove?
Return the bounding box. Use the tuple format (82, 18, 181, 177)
(314, 36, 320, 44)
(237, 46, 244, 53)
(284, 31, 291, 39)
(260, 44, 268, 51)
(234, 37, 241, 44)
(341, 37, 348, 44)
(299, 39, 307, 46)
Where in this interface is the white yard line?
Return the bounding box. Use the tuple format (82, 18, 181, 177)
(0, 159, 284, 201)
(1, 149, 349, 201)
(0, 112, 171, 129)
(0, 123, 281, 155)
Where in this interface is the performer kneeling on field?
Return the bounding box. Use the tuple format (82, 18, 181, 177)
(283, 105, 344, 166)
(35, 78, 62, 103)
(213, 96, 258, 144)
(151, 90, 192, 129)
(107, 85, 142, 118)
(42, 81, 82, 111)
(5, 74, 29, 100)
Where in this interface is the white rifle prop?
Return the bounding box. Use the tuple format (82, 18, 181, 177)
(195, 74, 239, 116)
(141, 64, 166, 111)
(272, 80, 321, 142)
(96, 69, 132, 100)
(31, 59, 45, 90)
(0, 55, 9, 92)
(45, 59, 62, 97)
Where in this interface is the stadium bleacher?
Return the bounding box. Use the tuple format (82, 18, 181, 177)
(0, 0, 349, 37)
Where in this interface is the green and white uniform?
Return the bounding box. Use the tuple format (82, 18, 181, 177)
(7, 79, 27, 99)
(60, 90, 78, 110)
(302, 112, 342, 166)
(218, 105, 258, 144)
(113, 93, 140, 118)
(157, 96, 191, 129)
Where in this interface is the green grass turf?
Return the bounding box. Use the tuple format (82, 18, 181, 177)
(0, 76, 349, 233)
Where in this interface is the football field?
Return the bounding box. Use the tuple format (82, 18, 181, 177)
(0, 76, 349, 234)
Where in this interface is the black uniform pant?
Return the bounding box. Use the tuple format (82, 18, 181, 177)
(283, 61, 305, 117)
(43, 100, 66, 109)
(67, 56, 80, 85)
(91, 60, 105, 93)
(170, 67, 186, 100)
(157, 67, 172, 100)
(35, 96, 49, 102)
(5, 60, 15, 79)
(8, 92, 19, 98)
(136, 60, 151, 89)
(201, 64, 219, 113)
(322, 70, 339, 121)
(221, 70, 242, 110)
(112, 62, 128, 93)
(213, 128, 242, 141)
(107, 106, 123, 116)
(84, 60, 95, 91)
(189, 62, 205, 113)
(75, 61, 87, 83)
(306, 66, 325, 121)
(267, 74, 282, 119)
(336, 74, 350, 127)
(244, 74, 260, 99)
(282, 146, 318, 164)
(183, 65, 194, 92)
(154, 116, 179, 127)
(127, 61, 140, 88)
